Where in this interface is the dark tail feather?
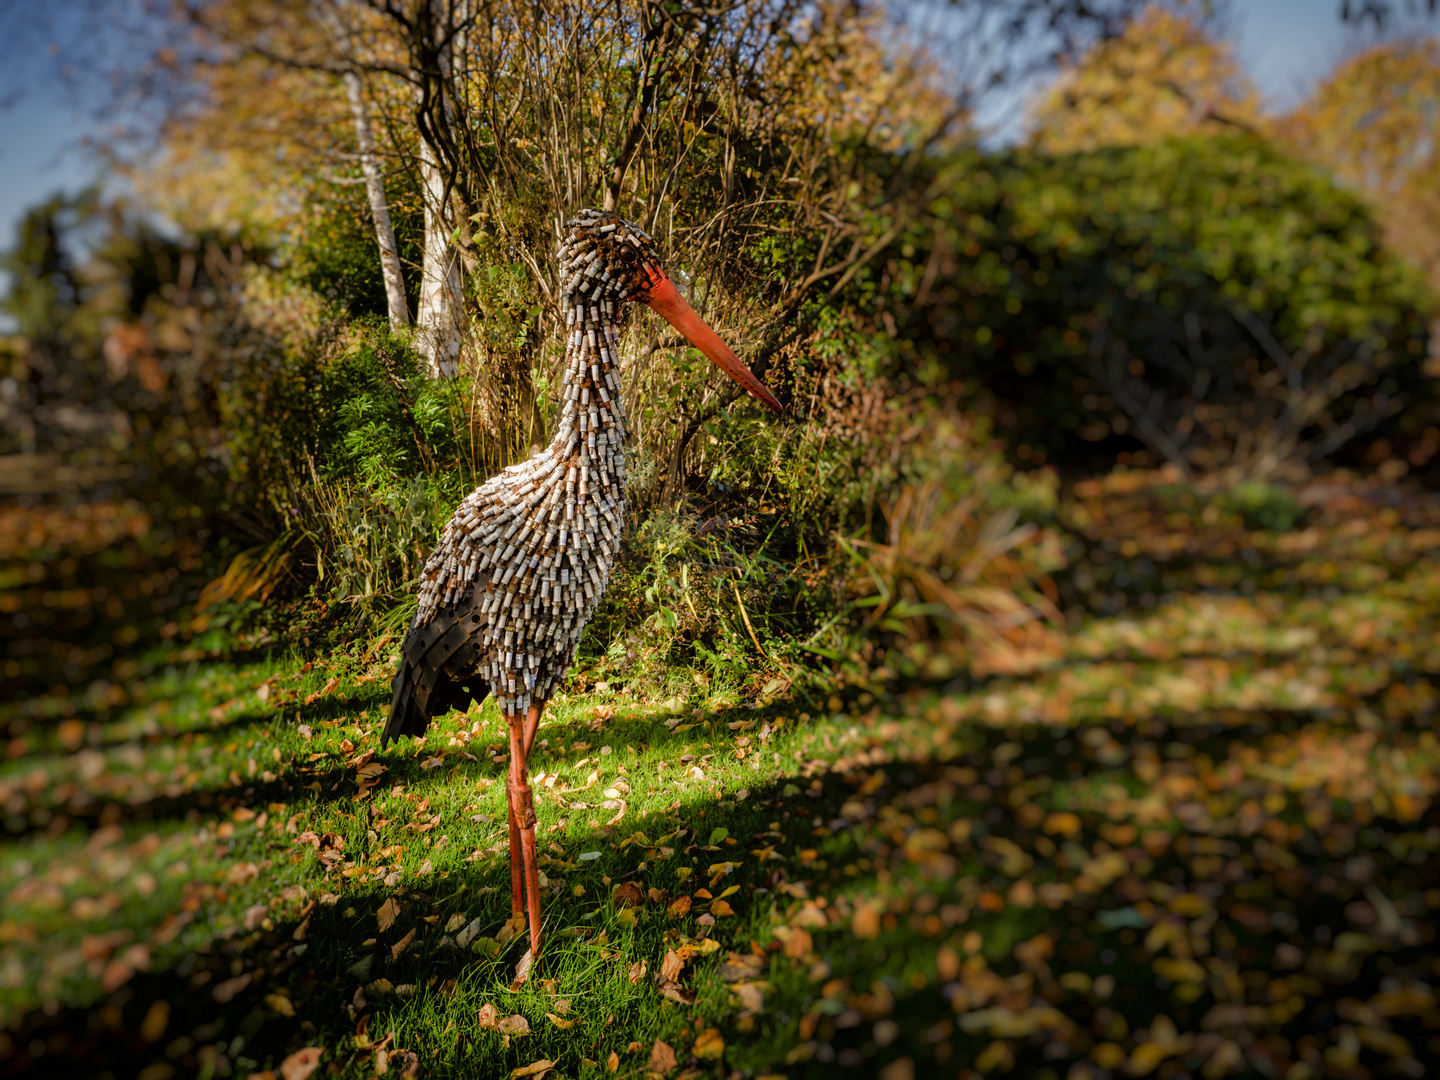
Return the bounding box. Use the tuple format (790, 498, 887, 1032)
(382, 602, 489, 748)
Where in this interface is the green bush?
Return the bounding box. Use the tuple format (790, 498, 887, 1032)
(828, 136, 1434, 478)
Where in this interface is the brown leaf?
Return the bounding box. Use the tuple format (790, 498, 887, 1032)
(478, 1003, 500, 1030)
(546, 1013, 577, 1029)
(852, 904, 882, 939)
(717, 953, 763, 982)
(613, 881, 643, 907)
(212, 973, 252, 1004)
(377, 897, 399, 933)
(660, 948, 686, 982)
(731, 981, 765, 1012)
(710, 899, 735, 918)
(627, 959, 648, 984)
(692, 1028, 725, 1060)
(100, 958, 136, 994)
(783, 926, 813, 959)
(649, 1039, 678, 1074)
(357, 761, 388, 789)
(498, 1014, 531, 1035)
(510, 1061, 554, 1078)
(666, 895, 692, 918)
(647, 886, 667, 905)
(658, 980, 696, 1004)
(606, 1051, 620, 1073)
(279, 1046, 323, 1080)
(303, 677, 341, 707)
(391, 928, 416, 961)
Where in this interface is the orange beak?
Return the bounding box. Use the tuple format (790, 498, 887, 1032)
(642, 265, 783, 414)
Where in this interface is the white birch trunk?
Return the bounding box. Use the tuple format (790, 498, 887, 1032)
(344, 72, 410, 332)
(415, 139, 465, 378)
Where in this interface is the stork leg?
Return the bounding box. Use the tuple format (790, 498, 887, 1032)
(504, 703, 546, 970)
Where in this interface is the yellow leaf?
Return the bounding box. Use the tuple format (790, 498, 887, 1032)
(692, 1028, 725, 1060)
(510, 1060, 554, 1078)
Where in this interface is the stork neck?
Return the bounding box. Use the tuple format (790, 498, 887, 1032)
(548, 305, 626, 462)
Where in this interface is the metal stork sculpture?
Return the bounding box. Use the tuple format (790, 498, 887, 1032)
(382, 209, 782, 967)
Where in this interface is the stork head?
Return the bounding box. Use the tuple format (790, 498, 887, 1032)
(557, 210, 783, 414)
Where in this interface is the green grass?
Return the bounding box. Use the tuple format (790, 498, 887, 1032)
(5, 474, 1440, 1079)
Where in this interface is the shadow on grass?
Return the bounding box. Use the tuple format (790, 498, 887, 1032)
(5, 695, 1440, 1079)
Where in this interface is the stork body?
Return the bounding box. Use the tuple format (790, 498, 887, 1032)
(382, 209, 781, 968)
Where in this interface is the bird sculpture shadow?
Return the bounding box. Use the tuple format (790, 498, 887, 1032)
(380, 209, 782, 977)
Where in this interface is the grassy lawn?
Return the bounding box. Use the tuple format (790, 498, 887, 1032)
(3, 472, 1440, 1080)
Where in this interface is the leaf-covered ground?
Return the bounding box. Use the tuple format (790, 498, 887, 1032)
(3, 472, 1440, 1079)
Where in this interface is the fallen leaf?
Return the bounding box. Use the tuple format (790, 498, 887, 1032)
(649, 1039, 678, 1074)
(498, 1014, 531, 1035)
(627, 959, 648, 984)
(478, 1003, 500, 1029)
(852, 904, 881, 940)
(606, 1051, 619, 1073)
(510, 1060, 554, 1078)
(212, 973, 252, 1004)
(661, 949, 686, 982)
(667, 895, 692, 918)
(266, 993, 296, 1017)
(279, 1047, 323, 1080)
(731, 981, 765, 1012)
(692, 1028, 725, 1060)
(710, 899, 735, 918)
(658, 980, 696, 1004)
(391, 928, 416, 960)
(546, 1013, 576, 1029)
(783, 927, 813, 959)
(613, 882, 643, 907)
(514, 948, 535, 984)
(377, 897, 399, 933)
(718, 953, 763, 981)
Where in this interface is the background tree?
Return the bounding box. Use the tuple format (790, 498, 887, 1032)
(1283, 38, 1440, 300)
(1028, 2, 1262, 152)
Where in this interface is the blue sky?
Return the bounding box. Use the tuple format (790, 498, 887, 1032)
(0, 0, 1426, 257)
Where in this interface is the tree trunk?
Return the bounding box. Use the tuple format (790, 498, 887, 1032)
(415, 137, 465, 377)
(345, 72, 410, 333)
